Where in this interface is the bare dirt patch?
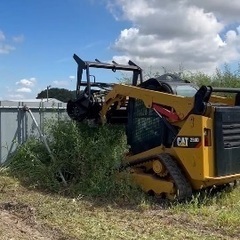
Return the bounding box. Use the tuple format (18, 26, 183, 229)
(0, 201, 75, 240)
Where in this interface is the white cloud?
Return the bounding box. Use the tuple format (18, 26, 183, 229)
(0, 31, 5, 41)
(0, 30, 23, 54)
(69, 75, 75, 80)
(0, 44, 15, 54)
(16, 87, 32, 93)
(4, 78, 38, 100)
(108, 0, 240, 73)
(190, 0, 240, 23)
(12, 34, 24, 43)
(14, 77, 36, 96)
(16, 78, 36, 88)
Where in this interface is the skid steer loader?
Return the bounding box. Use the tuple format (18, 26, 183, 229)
(67, 54, 240, 200)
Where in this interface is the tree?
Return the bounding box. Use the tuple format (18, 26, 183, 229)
(36, 88, 75, 103)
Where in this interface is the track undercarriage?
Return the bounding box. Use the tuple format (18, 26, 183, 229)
(121, 153, 192, 201)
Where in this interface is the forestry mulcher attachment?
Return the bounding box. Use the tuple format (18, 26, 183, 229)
(67, 54, 240, 200)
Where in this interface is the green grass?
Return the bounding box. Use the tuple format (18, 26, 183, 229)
(3, 119, 240, 239)
(170, 187, 240, 238)
(0, 174, 240, 239)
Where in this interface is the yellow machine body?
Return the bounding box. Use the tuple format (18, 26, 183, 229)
(100, 84, 240, 200)
(68, 54, 240, 200)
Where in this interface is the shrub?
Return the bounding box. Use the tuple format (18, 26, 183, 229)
(8, 120, 144, 203)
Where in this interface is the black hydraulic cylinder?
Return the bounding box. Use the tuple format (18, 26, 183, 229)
(212, 87, 240, 93)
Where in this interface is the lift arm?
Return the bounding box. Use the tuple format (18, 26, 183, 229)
(100, 84, 196, 123)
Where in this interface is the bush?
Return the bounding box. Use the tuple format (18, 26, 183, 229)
(184, 64, 240, 88)
(8, 120, 144, 203)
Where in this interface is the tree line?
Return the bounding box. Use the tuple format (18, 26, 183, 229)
(36, 88, 75, 102)
(36, 63, 240, 102)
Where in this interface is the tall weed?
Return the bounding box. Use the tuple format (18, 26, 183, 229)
(8, 120, 144, 203)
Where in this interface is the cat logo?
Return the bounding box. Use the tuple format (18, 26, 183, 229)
(176, 137, 189, 147)
(174, 136, 201, 148)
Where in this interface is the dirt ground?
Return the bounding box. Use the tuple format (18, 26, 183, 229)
(0, 202, 74, 240)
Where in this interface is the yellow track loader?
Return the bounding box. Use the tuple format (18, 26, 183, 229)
(67, 54, 240, 200)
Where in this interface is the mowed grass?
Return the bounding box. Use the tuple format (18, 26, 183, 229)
(0, 174, 240, 240)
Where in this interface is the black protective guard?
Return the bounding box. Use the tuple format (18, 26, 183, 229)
(214, 107, 240, 176)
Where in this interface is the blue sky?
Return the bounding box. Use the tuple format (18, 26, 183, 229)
(1, 0, 240, 100)
(0, 0, 129, 100)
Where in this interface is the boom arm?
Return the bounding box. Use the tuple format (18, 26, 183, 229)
(100, 84, 240, 123)
(100, 84, 195, 123)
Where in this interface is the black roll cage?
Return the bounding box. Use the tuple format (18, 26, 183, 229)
(73, 54, 143, 98)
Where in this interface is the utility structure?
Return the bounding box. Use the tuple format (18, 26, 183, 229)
(46, 85, 51, 102)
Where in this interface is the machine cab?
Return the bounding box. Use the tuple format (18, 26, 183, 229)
(127, 73, 199, 154)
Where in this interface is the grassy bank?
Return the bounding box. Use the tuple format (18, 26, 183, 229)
(0, 174, 239, 239)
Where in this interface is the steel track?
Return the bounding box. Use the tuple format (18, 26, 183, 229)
(120, 153, 192, 200)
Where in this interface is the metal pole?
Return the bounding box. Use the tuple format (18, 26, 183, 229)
(23, 106, 67, 186)
(47, 85, 51, 102)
